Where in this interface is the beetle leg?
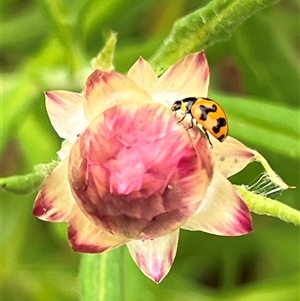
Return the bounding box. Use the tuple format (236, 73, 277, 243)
(187, 118, 194, 129)
(177, 113, 187, 123)
(202, 127, 213, 147)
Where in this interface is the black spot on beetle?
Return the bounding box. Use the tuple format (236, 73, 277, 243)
(199, 104, 217, 121)
(218, 134, 225, 141)
(212, 117, 227, 134)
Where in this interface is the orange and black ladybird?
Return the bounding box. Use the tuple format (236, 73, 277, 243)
(171, 97, 228, 144)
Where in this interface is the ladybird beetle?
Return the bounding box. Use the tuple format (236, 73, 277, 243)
(171, 97, 228, 144)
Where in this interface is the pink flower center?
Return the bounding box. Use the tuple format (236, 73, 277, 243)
(69, 102, 212, 239)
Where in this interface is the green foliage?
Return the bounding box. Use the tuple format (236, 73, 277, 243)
(1, 0, 299, 300)
(79, 249, 125, 301)
(150, 0, 282, 73)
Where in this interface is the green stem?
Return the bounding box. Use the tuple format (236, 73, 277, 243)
(150, 0, 281, 74)
(0, 162, 57, 194)
(235, 185, 300, 226)
(38, 0, 84, 76)
(79, 247, 125, 301)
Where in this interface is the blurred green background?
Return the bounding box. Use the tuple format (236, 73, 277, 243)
(1, 0, 299, 300)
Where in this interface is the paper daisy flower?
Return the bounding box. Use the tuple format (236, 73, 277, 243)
(33, 52, 253, 283)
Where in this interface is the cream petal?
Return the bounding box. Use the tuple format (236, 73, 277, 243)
(213, 136, 255, 178)
(151, 52, 209, 99)
(45, 91, 88, 143)
(152, 91, 186, 109)
(127, 230, 179, 283)
(182, 171, 252, 236)
(127, 57, 158, 90)
(33, 159, 74, 222)
(56, 140, 73, 160)
(68, 204, 129, 253)
(83, 70, 154, 121)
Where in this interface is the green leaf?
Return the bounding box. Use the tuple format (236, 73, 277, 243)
(230, 13, 299, 105)
(79, 248, 125, 301)
(0, 77, 40, 155)
(37, 0, 85, 75)
(229, 273, 300, 301)
(150, 0, 281, 74)
(1, 6, 47, 53)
